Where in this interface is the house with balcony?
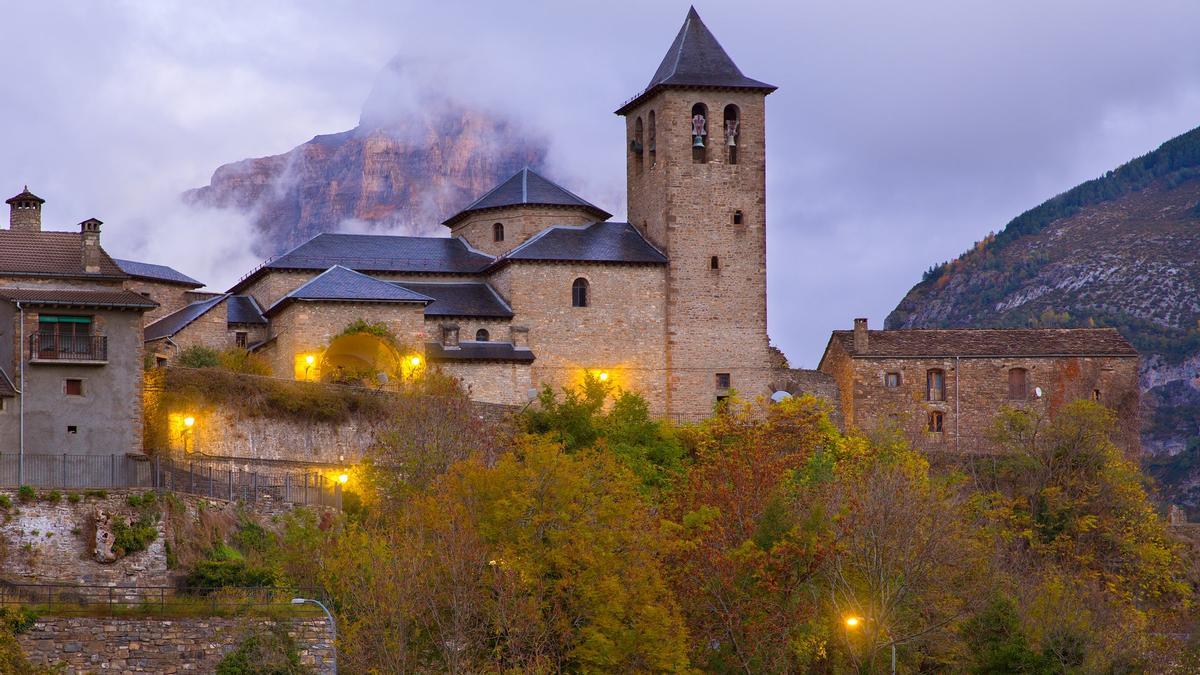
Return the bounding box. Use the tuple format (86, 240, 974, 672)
(0, 187, 157, 459)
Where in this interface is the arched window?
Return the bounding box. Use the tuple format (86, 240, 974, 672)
(690, 103, 708, 164)
(572, 278, 589, 307)
(710, 255, 720, 270)
(647, 110, 657, 165)
(926, 369, 945, 401)
(633, 117, 644, 173)
(475, 329, 490, 342)
(1007, 368, 1027, 399)
(493, 222, 504, 242)
(733, 210, 743, 225)
(723, 104, 740, 164)
(928, 411, 944, 433)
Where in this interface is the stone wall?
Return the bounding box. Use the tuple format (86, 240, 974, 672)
(19, 617, 334, 674)
(436, 360, 533, 406)
(266, 300, 427, 380)
(490, 260, 669, 415)
(821, 348, 1142, 456)
(124, 279, 196, 325)
(769, 368, 844, 428)
(450, 205, 596, 257)
(623, 88, 775, 421)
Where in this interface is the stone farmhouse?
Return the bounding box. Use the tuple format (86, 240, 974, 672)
(818, 319, 1142, 457)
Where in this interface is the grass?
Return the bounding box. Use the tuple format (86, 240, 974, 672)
(1, 593, 325, 621)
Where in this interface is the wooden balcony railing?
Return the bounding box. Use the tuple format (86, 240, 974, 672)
(29, 333, 108, 362)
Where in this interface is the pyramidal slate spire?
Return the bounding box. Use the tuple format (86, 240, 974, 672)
(616, 7, 775, 114)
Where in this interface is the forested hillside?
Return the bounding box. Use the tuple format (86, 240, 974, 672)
(887, 126, 1200, 509)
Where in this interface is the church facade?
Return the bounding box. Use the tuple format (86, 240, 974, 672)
(145, 8, 781, 421)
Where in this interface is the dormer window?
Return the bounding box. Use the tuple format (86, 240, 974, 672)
(493, 222, 504, 242)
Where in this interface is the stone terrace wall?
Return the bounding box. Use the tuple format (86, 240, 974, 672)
(19, 617, 334, 674)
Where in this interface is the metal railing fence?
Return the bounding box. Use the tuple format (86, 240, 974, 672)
(0, 582, 324, 618)
(0, 454, 342, 509)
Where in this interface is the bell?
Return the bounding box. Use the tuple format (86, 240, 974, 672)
(727, 135, 737, 147)
(692, 135, 705, 148)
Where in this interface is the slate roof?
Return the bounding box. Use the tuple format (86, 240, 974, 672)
(232, 233, 495, 292)
(442, 168, 611, 227)
(393, 282, 513, 318)
(426, 341, 536, 363)
(0, 288, 157, 310)
(144, 294, 227, 342)
(501, 221, 667, 264)
(266, 265, 432, 316)
(0, 230, 126, 278)
(828, 328, 1139, 359)
(616, 7, 776, 115)
(226, 295, 267, 324)
(114, 259, 203, 288)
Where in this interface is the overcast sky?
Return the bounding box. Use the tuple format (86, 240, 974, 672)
(3, 1, 1200, 366)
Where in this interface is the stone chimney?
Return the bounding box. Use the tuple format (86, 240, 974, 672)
(853, 318, 869, 352)
(510, 325, 529, 350)
(6, 186, 45, 231)
(441, 323, 460, 349)
(80, 218, 103, 273)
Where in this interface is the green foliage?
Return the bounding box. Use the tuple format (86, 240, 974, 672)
(66, 492, 80, 505)
(177, 345, 221, 369)
(16, 486, 34, 503)
(0, 621, 49, 675)
(215, 623, 311, 675)
(111, 514, 158, 556)
(40, 491, 60, 504)
(125, 491, 157, 509)
(963, 596, 1054, 674)
(0, 608, 37, 635)
(182, 544, 277, 592)
(523, 374, 685, 492)
(335, 318, 395, 342)
(0, 495, 10, 509)
(218, 348, 272, 376)
(84, 489, 107, 499)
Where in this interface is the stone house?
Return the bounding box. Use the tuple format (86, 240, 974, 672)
(817, 319, 1142, 456)
(113, 258, 206, 324)
(0, 188, 156, 458)
(158, 8, 784, 418)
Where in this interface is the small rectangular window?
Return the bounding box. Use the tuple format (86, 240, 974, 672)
(235, 331, 248, 349)
(715, 373, 731, 389)
(884, 372, 901, 388)
(927, 369, 945, 402)
(1093, 389, 1102, 402)
(928, 411, 944, 433)
(733, 210, 743, 225)
(710, 256, 720, 270)
(1008, 368, 1028, 400)
(67, 425, 78, 434)
(64, 379, 83, 396)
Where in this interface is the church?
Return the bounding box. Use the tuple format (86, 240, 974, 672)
(144, 8, 781, 422)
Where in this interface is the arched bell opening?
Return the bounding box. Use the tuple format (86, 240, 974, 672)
(723, 104, 740, 164)
(632, 116, 645, 173)
(690, 103, 708, 164)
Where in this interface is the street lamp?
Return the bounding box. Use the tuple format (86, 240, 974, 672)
(292, 597, 336, 674)
(844, 615, 895, 675)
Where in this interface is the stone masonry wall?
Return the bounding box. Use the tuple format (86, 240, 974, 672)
(489, 261, 669, 415)
(19, 617, 334, 674)
(267, 300, 427, 380)
(624, 88, 775, 421)
(450, 205, 596, 257)
(436, 360, 533, 406)
(825, 352, 1141, 457)
(124, 279, 196, 325)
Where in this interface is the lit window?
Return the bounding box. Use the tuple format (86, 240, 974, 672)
(715, 373, 731, 389)
(64, 379, 83, 396)
(928, 411, 944, 433)
(493, 222, 504, 242)
(1008, 368, 1027, 400)
(572, 278, 589, 307)
(927, 369, 945, 401)
(885, 372, 901, 388)
(476, 329, 490, 342)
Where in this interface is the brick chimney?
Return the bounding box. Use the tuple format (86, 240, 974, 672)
(80, 218, 103, 273)
(6, 186, 45, 231)
(853, 318, 869, 352)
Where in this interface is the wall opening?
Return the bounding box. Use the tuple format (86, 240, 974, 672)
(927, 369, 945, 401)
(493, 222, 504, 242)
(633, 116, 644, 173)
(572, 278, 589, 307)
(475, 329, 490, 342)
(1007, 368, 1028, 400)
(648, 110, 657, 166)
(691, 103, 708, 164)
(723, 104, 740, 164)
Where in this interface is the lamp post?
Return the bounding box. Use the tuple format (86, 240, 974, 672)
(845, 615, 895, 674)
(292, 597, 336, 674)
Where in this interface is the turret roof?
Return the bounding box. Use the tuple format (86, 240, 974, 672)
(442, 167, 610, 227)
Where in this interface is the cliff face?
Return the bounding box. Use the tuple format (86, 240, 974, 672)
(887, 127, 1200, 509)
(184, 59, 547, 255)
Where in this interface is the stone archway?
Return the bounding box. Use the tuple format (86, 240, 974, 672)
(321, 332, 402, 387)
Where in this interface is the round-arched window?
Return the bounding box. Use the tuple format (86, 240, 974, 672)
(572, 278, 589, 307)
(476, 329, 490, 342)
(493, 222, 504, 242)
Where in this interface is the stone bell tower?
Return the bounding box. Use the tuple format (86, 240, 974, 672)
(616, 7, 777, 421)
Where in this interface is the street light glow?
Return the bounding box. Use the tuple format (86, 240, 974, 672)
(598, 371, 609, 382)
(305, 354, 315, 365)
(845, 616, 861, 628)
(410, 355, 422, 367)
(337, 473, 349, 484)
(183, 416, 195, 428)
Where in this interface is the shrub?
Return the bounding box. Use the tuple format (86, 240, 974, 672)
(0, 495, 10, 510)
(126, 491, 157, 509)
(66, 493, 80, 504)
(41, 491, 61, 504)
(0, 607, 37, 635)
(181, 544, 277, 592)
(177, 345, 221, 369)
(16, 486, 34, 504)
(111, 515, 158, 556)
(84, 489, 107, 499)
(219, 348, 272, 376)
(216, 623, 311, 674)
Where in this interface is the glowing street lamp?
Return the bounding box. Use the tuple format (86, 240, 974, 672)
(598, 371, 609, 382)
(845, 616, 860, 628)
(292, 598, 336, 673)
(844, 614, 895, 674)
(410, 355, 421, 367)
(183, 416, 195, 428)
(337, 473, 349, 485)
